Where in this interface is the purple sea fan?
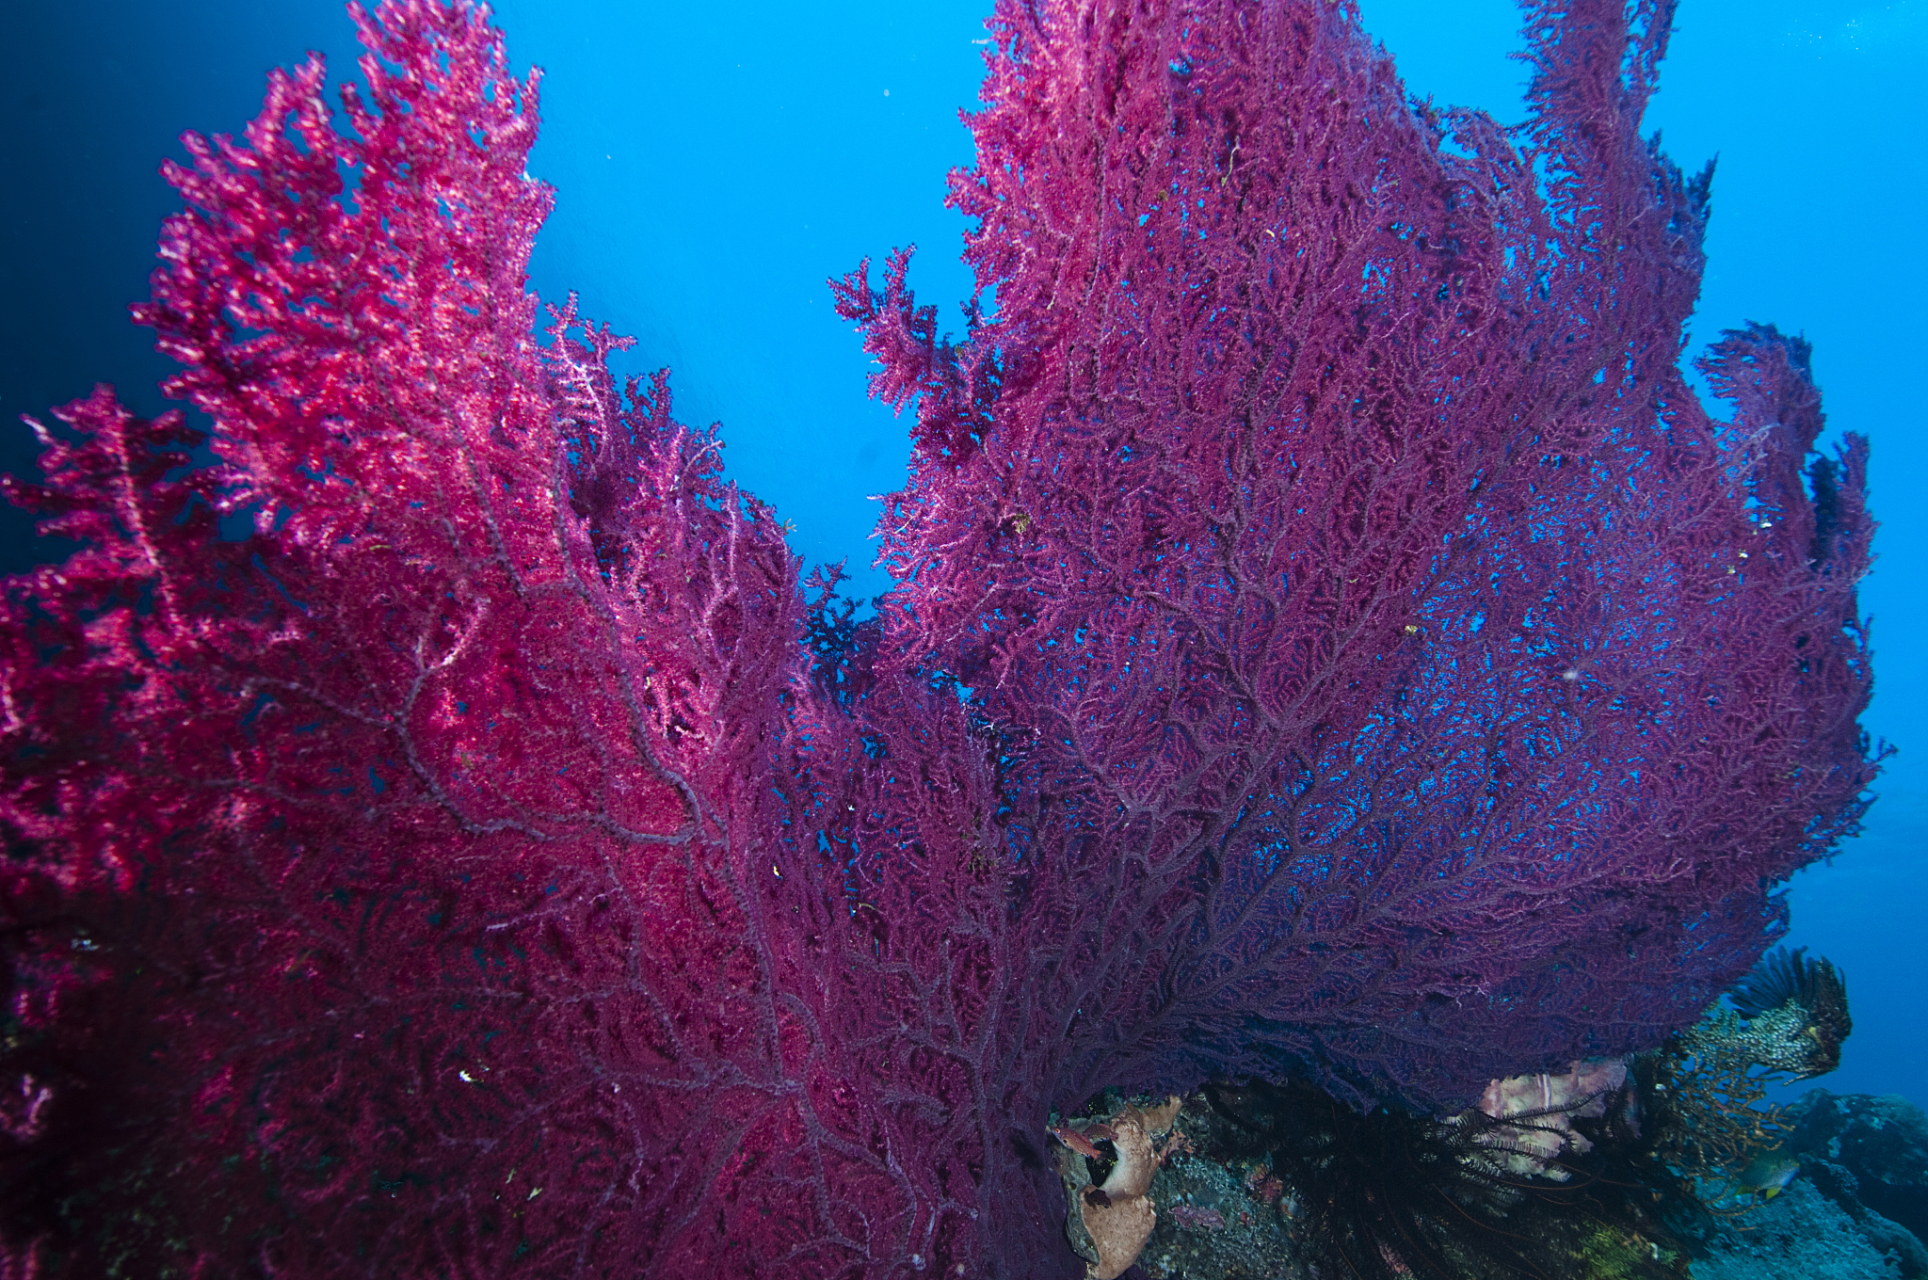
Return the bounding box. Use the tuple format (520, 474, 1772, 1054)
(0, 0, 1880, 1277)
(0, 3, 850, 1276)
(832, 0, 1878, 1243)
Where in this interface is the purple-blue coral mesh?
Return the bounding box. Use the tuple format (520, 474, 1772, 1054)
(0, 0, 1877, 1278)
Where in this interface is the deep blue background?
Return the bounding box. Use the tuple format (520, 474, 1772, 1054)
(3, 0, 1920, 1103)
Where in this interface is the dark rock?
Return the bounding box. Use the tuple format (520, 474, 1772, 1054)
(1786, 1090, 1928, 1249)
(1694, 1179, 1906, 1280)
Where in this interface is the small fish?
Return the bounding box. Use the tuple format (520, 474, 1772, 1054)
(1736, 1150, 1801, 1200)
(1167, 1205, 1225, 1231)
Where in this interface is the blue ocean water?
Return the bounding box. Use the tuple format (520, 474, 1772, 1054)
(0, 0, 1920, 1109)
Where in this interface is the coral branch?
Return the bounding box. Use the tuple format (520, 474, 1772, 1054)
(0, 0, 1879, 1276)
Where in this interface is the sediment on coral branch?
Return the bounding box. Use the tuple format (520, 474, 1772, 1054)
(0, 0, 1880, 1276)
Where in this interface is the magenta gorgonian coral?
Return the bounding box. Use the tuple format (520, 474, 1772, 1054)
(0, 0, 1877, 1276)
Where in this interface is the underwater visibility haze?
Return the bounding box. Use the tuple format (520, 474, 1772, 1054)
(0, 0, 1922, 1276)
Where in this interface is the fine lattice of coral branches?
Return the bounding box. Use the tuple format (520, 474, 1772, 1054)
(0, 0, 1878, 1277)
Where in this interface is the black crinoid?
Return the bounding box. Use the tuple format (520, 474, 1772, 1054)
(1204, 1078, 1692, 1280)
(1728, 946, 1851, 1068)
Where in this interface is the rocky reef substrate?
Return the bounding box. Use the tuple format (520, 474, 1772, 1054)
(1053, 1087, 1928, 1280)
